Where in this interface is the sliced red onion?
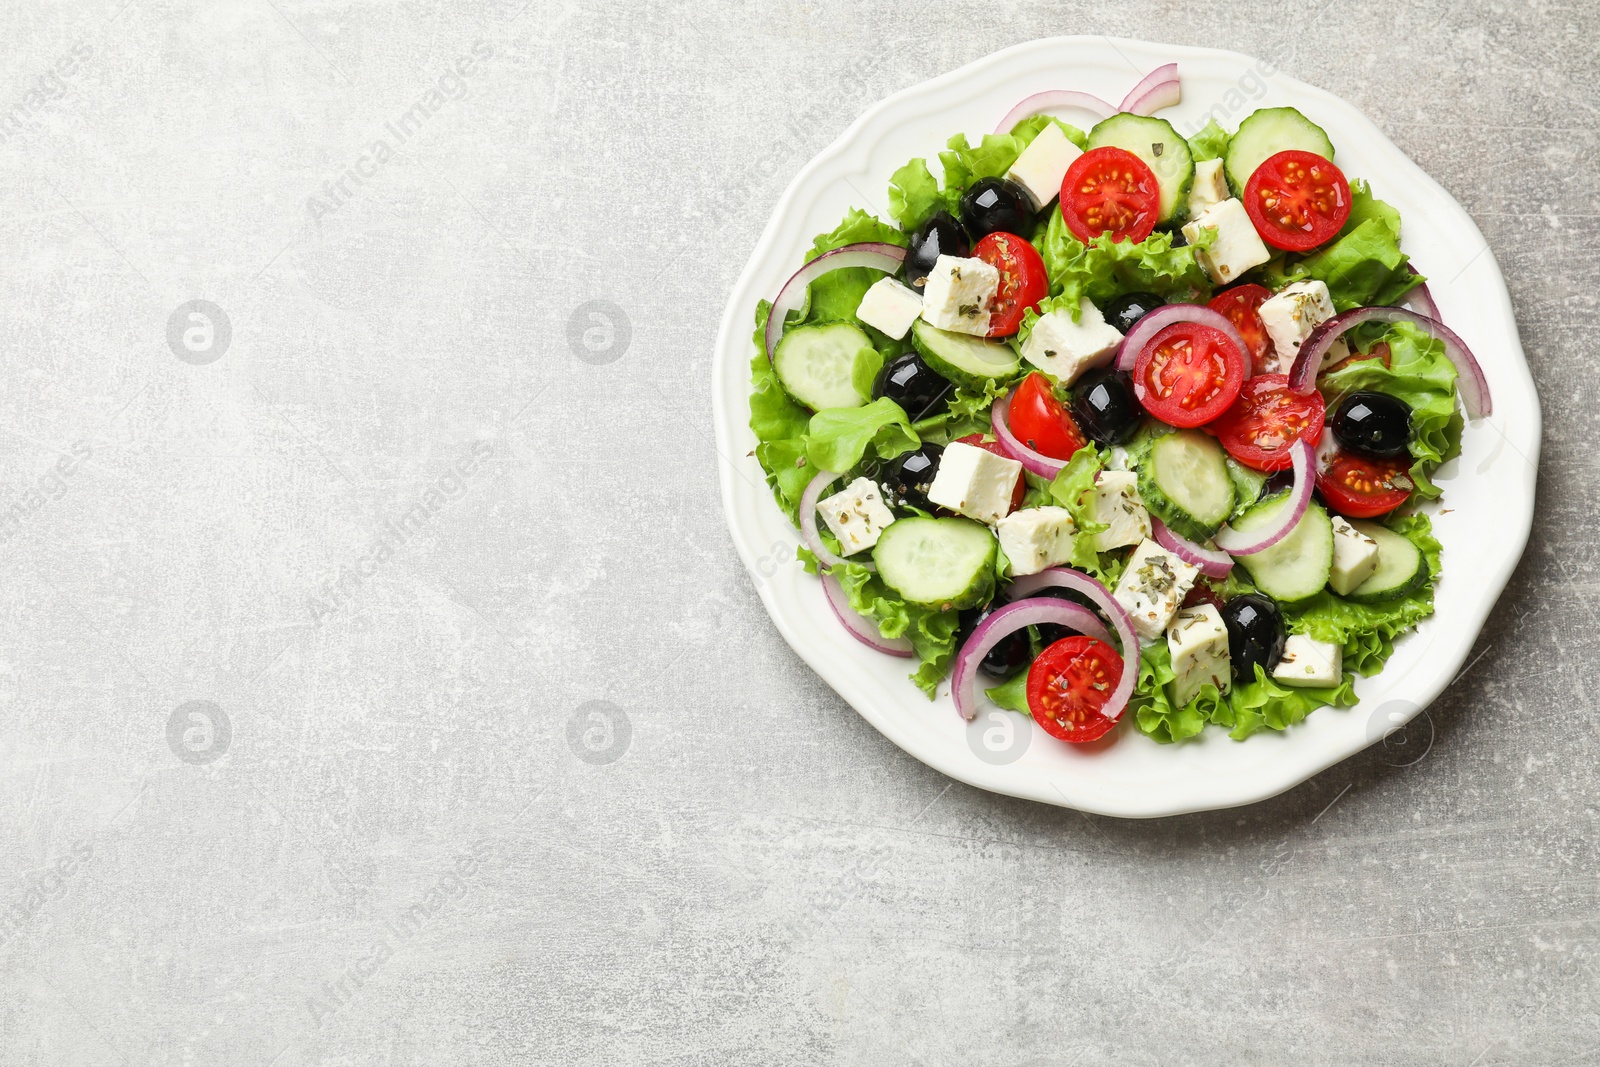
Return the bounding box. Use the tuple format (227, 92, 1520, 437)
(952, 598, 1126, 725)
(1213, 439, 1315, 556)
(764, 242, 906, 364)
(822, 573, 913, 657)
(1403, 263, 1439, 320)
(1114, 303, 1251, 374)
(1119, 64, 1181, 115)
(798, 469, 876, 572)
(990, 392, 1068, 479)
(995, 89, 1116, 133)
(1151, 518, 1233, 578)
(1288, 306, 1490, 417)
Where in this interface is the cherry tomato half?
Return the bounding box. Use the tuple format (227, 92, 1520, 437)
(1207, 284, 1276, 376)
(972, 232, 1048, 338)
(1027, 636, 1123, 743)
(1006, 372, 1087, 461)
(1059, 147, 1159, 245)
(1210, 374, 1326, 472)
(1132, 321, 1247, 428)
(1243, 150, 1352, 252)
(1316, 450, 1412, 518)
(954, 433, 1026, 511)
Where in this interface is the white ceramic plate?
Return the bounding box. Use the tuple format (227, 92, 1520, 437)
(712, 36, 1539, 818)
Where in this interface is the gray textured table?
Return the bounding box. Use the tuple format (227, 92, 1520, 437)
(0, 2, 1591, 1064)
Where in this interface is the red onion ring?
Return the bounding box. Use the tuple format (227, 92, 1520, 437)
(798, 469, 876, 572)
(1151, 518, 1233, 578)
(1403, 263, 1440, 320)
(951, 598, 1124, 724)
(764, 242, 907, 364)
(1119, 63, 1181, 115)
(1114, 303, 1251, 374)
(995, 89, 1116, 133)
(1287, 306, 1490, 417)
(990, 392, 1067, 479)
(1212, 439, 1315, 556)
(822, 573, 913, 657)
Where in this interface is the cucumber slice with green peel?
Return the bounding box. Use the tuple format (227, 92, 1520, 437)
(1346, 521, 1429, 604)
(910, 319, 1020, 391)
(1086, 113, 1195, 224)
(1137, 430, 1235, 541)
(1231, 494, 1335, 604)
(1223, 107, 1336, 196)
(871, 516, 997, 610)
(773, 321, 875, 411)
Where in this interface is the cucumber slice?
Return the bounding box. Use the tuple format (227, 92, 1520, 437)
(773, 321, 874, 411)
(1346, 521, 1428, 604)
(910, 319, 1020, 391)
(1086, 113, 1195, 224)
(872, 516, 997, 610)
(1137, 430, 1235, 541)
(1223, 107, 1336, 196)
(1231, 494, 1334, 604)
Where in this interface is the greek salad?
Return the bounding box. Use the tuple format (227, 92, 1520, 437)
(748, 63, 1490, 745)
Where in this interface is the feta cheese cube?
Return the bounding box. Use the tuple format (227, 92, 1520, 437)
(1091, 470, 1151, 551)
(996, 506, 1077, 577)
(1019, 298, 1123, 385)
(926, 440, 1023, 524)
(1166, 603, 1231, 707)
(1186, 157, 1229, 219)
(1272, 634, 1343, 687)
(1182, 198, 1271, 286)
(920, 255, 999, 336)
(1258, 280, 1348, 373)
(855, 277, 923, 340)
(1328, 515, 1380, 596)
(816, 477, 897, 556)
(1112, 538, 1200, 640)
(1006, 123, 1083, 209)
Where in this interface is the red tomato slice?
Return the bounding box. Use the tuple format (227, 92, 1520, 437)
(972, 232, 1048, 338)
(1207, 284, 1276, 376)
(1211, 374, 1326, 472)
(1132, 321, 1246, 428)
(1059, 147, 1159, 245)
(1006, 372, 1086, 461)
(1027, 636, 1123, 743)
(1243, 150, 1352, 252)
(1316, 450, 1412, 518)
(954, 433, 1025, 511)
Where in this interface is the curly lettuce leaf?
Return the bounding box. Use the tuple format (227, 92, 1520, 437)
(985, 668, 1031, 713)
(748, 301, 815, 522)
(1132, 643, 1357, 744)
(1186, 119, 1230, 162)
(835, 561, 960, 697)
(1043, 444, 1127, 585)
(801, 209, 909, 324)
(887, 158, 943, 233)
(805, 398, 917, 473)
(1257, 182, 1419, 310)
(910, 377, 1010, 444)
(1034, 214, 1213, 314)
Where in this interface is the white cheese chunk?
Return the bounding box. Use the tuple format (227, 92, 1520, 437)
(1019, 298, 1123, 386)
(1181, 198, 1271, 286)
(996, 506, 1077, 577)
(1258, 279, 1348, 373)
(926, 440, 1022, 525)
(1328, 515, 1380, 596)
(1091, 470, 1151, 552)
(920, 255, 999, 336)
(1112, 538, 1200, 640)
(1186, 157, 1229, 219)
(1006, 123, 1083, 209)
(855, 277, 923, 340)
(816, 477, 897, 556)
(1272, 634, 1343, 688)
(1166, 603, 1231, 707)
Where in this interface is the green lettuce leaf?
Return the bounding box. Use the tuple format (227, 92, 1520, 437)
(1256, 183, 1419, 310)
(911, 377, 1009, 443)
(1186, 119, 1230, 162)
(835, 561, 961, 697)
(748, 300, 816, 522)
(1320, 323, 1461, 497)
(887, 158, 944, 233)
(887, 118, 1085, 233)
(801, 209, 910, 324)
(1007, 114, 1088, 150)
(805, 398, 917, 473)
(985, 668, 1031, 713)
(1131, 642, 1357, 744)
(1033, 215, 1213, 315)
(1044, 444, 1126, 585)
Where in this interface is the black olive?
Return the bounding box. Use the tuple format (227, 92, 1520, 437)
(879, 443, 943, 512)
(957, 604, 1032, 678)
(1331, 391, 1412, 459)
(1070, 369, 1141, 446)
(1100, 291, 1166, 335)
(901, 212, 970, 293)
(1221, 594, 1287, 682)
(873, 352, 951, 421)
(959, 177, 1034, 242)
